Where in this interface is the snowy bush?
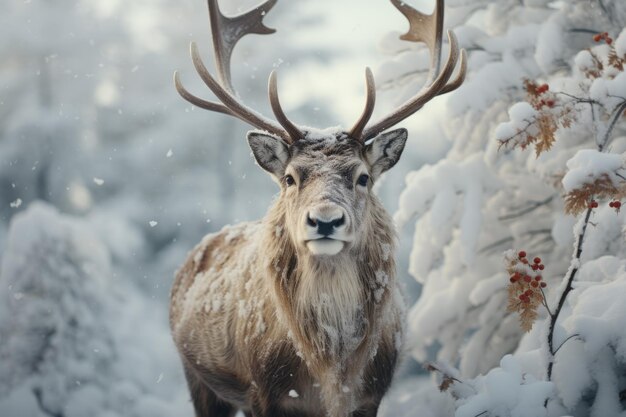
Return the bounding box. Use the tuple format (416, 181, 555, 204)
(0, 203, 191, 417)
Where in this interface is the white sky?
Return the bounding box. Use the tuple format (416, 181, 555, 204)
(274, 0, 438, 126)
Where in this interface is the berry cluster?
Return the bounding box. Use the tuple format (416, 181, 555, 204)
(506, 250, 549, 332)
(509, 252, 547, 305)
(593, 32, 613, 45)
(588, 199, 622, 212)
(534, 84, 556, 108)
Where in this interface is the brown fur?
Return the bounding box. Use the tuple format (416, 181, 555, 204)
(170, 133, 405, 417)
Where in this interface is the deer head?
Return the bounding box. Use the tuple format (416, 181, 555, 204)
(174, 0, 466, 257)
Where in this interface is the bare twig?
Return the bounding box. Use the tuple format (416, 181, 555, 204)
(598, 100, 626, 151)
(539, 286, 553, 317)
(568, 28, 601, 34)
(499, 195, 555, 221)
(554, 91, 602, 106)
(497, 118, 537, 149)
(546, 207, 592, 381)
(553, 333, 581, 355)
(424, 362, 463, 384)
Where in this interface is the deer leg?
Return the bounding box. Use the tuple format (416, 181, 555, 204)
(184, 365, 237, 417)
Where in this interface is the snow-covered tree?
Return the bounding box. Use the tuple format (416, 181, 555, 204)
(390, 0, 626, 415)
(0, 203, 192, 417)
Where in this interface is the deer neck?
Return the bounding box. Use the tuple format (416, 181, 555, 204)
(263, 202, 396, 372)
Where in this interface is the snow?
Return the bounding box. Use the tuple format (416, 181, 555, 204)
(396, 153, 498, 276)
(561, 149, 623, 192)
(495, 102, 538, 142)
(455, 356, 553, 417)
(288, 389, 299, 398)
(574, 50, 595, 71)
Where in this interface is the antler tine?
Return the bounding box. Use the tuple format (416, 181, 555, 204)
(391, 0, 444, 80)
(174, 71, 236, 116)
(362, 29, 463, 141)
(269, 71, 303, 143)
(190, 42, 289, 139)
(359, 0, 466, 141)
(208, 0, 278, 92)
(348, 67, 376, 141)
(439, 48, 467, 95)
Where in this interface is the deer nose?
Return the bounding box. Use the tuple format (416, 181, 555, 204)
(307, 213, 345, 236)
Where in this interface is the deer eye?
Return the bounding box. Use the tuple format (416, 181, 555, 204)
(284, 174, 296, 186)
(357, 174, 370, 187)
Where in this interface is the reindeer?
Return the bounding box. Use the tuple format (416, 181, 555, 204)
(169, 0, 465, 416)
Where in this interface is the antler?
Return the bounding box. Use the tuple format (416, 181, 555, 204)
(351, 0, 467, 142)
(174, 0, 303, 143)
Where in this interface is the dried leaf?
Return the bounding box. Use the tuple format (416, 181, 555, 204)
(534, 113, 557, 156)
(608, 50, 625, 71)
(564, 175, 625, 215)
(439, 376, 455, 392)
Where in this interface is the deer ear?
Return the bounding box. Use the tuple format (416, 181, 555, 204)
(364, 128, 407, 177)
(247, 131, 290, 177)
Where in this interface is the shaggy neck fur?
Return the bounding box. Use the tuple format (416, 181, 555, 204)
(263, 196, 397, 378)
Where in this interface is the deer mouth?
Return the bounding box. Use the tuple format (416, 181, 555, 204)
(306, 238, 344, 256)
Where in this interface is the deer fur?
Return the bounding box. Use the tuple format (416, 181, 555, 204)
(170, 129, 407, 417)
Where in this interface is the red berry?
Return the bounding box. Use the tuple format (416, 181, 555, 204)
(510, 277, 516, 283)
(590, 200, 598, 208)
(607, 37, 613, 45)
(540, 282, 547, 288)
(531, 281, 539, 287)
(533, 257, 541, 264)
(603, 32, 609, 37)
(521, 258, 529, 264)
(524, 275, 532, 283)
(593, 34, 602, 42)
(546, 100, 555, 107)
(532, 264, 539, 271)
(610, 201, 615, 207)
(518, 251, 527, 258)
(615, 201, 621, 208)
(539, 264, 545, 270)
(519, 294, 525, 300)
(535, 275, 542, 281)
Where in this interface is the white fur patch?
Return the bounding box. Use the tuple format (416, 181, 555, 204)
(296, 257, 364, 356)
(306, 239, 344, 256)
